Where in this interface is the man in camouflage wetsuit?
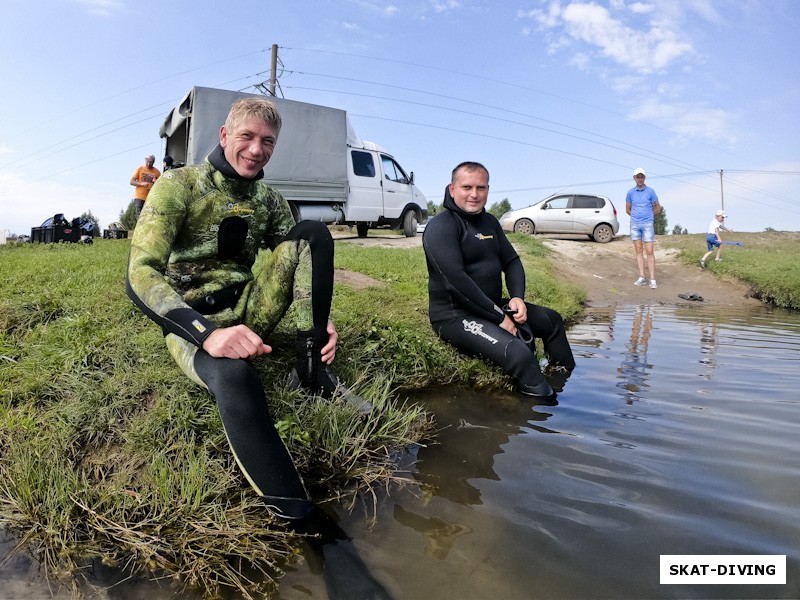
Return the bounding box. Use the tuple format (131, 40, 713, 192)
(126, 97, 369, 521)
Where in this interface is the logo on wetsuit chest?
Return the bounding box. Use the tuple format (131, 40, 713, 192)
(222, 202, 255, 215)
(474, 233, 494, 241)
(462, 319, 499, 344)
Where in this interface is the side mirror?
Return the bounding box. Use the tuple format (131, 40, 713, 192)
(409, 171, 415, 184)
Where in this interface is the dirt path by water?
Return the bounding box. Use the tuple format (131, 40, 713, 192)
(332, 231, 762, 308)
(539, 235, 762, 308)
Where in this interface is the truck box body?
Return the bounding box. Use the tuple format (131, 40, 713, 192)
(160, 87, 426, 235)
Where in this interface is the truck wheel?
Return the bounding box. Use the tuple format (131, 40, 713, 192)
(592, 223, 614, 243)
(402, 211, 418, 237)
(514, 219, 535, 235)
(356, 223, 369, 238)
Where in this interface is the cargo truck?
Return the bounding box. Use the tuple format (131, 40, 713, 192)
(160, 86, 427, 237)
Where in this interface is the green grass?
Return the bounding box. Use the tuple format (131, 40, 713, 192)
(660, 231, 800, 309)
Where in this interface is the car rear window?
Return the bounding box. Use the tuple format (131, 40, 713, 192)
(573, 196, 605, 209)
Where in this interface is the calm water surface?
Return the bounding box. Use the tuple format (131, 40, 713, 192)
(3, 304, 799, 599)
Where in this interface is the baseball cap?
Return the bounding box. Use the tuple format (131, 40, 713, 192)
(716, 209, 727, 217)
(633, 167, 646, 177)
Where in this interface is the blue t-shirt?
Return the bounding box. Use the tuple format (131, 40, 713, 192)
(626, 185, 659, 224)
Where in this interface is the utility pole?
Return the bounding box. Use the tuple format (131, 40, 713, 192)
(269, 44, 278, 97)
(719, 169, 724, 211)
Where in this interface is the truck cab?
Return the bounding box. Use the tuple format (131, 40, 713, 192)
(346, 142, 427, 237)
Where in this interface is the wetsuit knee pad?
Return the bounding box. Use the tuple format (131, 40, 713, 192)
(284, 221, 334, 328)
(285, 220, 333, 252)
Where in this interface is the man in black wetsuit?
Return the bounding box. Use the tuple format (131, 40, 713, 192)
(126, 97, 370, 521)
(422, 161, 575, 398)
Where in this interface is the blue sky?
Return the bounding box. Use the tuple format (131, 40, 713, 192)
(1, 0, 799, 237)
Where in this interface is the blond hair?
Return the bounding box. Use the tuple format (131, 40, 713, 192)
(224, 97, 282, 134)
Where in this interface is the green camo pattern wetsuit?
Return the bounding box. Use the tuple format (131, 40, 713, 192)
(127, 156, 302, 342)
(126, 150, 325, 517)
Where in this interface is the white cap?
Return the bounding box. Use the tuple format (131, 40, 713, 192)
(716, 209, 727, 217)
(633, 167, 646, 177)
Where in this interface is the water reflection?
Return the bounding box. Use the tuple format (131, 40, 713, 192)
(699, 320, 719, 379)
(411, 388, 556, 506)
(615, 305, 653, 403)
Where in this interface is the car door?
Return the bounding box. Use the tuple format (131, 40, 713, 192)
(346, 149, 384, 221)
(571, 195, 604, 233)
(379, 154, 414, 219)
(537, 195, 574, 233)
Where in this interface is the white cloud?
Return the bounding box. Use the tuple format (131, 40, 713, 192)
(630, 99, 738, 145)
(432, 0, 461, 13)
(71, 0, 123, 17)
(628, 2, 655, 15)
(519, 1, 694, 74)
(0, 144, 14, 155)
(560, 2, 693, 74)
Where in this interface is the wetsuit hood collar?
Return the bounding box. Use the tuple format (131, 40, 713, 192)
(208, 143, 265, 181)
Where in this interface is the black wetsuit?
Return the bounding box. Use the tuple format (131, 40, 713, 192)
(423, 191, 574, 394)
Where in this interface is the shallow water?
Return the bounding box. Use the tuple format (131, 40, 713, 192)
(278, 304, 800, 599)
(3, 304, 799, 599)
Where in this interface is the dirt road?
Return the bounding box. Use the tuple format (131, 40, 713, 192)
(332, 231, 761, 308)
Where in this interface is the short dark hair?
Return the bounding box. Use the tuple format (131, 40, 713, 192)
(163, 155, 174, 166)
(451, 161, 489, 183)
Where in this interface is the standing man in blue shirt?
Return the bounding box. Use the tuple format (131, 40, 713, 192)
(626, 167, 661, 289)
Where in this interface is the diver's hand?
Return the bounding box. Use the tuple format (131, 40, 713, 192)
(202, 325, 271, 359)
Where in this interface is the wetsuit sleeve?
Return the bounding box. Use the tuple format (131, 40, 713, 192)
(423, 213, 506, 324)
(126, 173, 218, 347)
(496, 223, 526, 299)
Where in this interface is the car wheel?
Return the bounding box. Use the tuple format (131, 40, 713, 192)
(356, 223, 369, 238)
(592, 224, 613, 243)
(402, 211, 418, 237)
(513, 218, 535, 235)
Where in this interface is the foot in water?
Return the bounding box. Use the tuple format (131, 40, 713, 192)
(293, 507, 394, 600)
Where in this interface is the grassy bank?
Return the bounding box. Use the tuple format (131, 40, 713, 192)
(0, 234, 580, 599)
(660, 231, 800, 309)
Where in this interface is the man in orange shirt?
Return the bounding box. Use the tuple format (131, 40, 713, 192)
(130, 154, 161, 221)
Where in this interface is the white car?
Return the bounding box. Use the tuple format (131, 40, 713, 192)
(498, 193, 619, 243)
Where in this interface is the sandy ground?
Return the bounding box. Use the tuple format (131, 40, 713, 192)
(331, 231, 762, 308)
(538, 234, 762, 308)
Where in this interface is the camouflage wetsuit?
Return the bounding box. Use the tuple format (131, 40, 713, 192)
(126, 144, 333, 519)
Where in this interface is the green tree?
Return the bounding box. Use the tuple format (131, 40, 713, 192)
(671, 224, 688, 235)
(427, 199, 442, 217)
(488, 198, 512, 219)
(80, 210, 101, 237)
(119, 200, 137, 231)
(654, 206, 668, 235)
